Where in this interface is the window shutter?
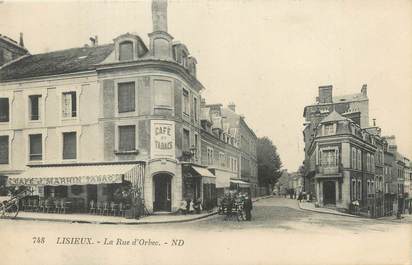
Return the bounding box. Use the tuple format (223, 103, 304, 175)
(0, 98, 10, 122)
(0, 136, 9, 164)
(119, 125, 135, 151)
(29, 134, 42, 161)
(118, 82, 135, 113)
(63, 132, 77, 159)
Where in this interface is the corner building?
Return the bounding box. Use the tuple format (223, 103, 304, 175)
(0, 0, 221, 213)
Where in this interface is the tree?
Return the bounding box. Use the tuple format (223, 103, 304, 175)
(257, 136, 282, 187)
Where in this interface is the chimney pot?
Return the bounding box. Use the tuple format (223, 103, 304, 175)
(228, 102, 236, 112)
(361, 84, 367, 96)
(19, 32, 24, 47)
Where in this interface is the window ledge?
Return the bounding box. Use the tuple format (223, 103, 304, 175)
(114, 150, 139, 155)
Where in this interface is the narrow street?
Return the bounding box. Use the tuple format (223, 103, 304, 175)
(0, 197, 410, 265)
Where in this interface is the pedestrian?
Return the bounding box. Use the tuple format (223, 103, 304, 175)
(243, 194, 253, 221)
(298, 192, 302, 202)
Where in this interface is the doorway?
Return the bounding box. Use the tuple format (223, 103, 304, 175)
(153, 173, 172, 212)
(323, 181, 336, 205)
(86, 185, 97, 205)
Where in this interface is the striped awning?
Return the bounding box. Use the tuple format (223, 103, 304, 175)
(7, 163, 144, 187)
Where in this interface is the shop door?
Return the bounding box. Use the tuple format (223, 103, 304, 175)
(86, 185, 97, 205)
(153, 174, 172, 212)
(323, 181, 336, 205)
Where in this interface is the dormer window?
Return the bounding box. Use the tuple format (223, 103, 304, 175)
(119, 41, 133, 61)
(323, 123, 336, 136)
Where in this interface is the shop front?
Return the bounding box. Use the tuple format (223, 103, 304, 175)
(182, 164, 216, 210)
(7, 162, 145, 216)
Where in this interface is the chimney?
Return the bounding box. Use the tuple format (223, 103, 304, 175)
(149, 0, 173, 59)
(228, 102, 236, 112)
(19, 32, 24, 47)
(361, 84, 367, 96)
(152, 0, 168, 32)
(318, 85, 333, 104)
(372, 118, 376, 127)
(89, 35, 98, 47)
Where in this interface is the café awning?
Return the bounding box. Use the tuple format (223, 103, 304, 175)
(191, 166, 215, 178)
(230, 179, 251, 188)
(7, 163, 144, 187)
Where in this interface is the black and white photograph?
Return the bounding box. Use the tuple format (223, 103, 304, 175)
(0, 0, 411, 264)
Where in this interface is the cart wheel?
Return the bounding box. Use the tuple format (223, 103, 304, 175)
(3, 203, 19, 219)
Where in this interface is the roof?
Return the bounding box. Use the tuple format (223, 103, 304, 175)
(333, 92, 367, 103)
(320, 110, 350, 123)
(0, 44, 114, 82)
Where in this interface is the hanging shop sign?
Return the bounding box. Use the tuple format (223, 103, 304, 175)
(150, 120, 175, 159)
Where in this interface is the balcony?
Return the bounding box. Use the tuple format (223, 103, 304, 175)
(316, 164, 341, 175)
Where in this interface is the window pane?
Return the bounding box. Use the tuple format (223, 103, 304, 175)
(29, 134, 42, 161)
(62, 92, 76, 118)
(29, 95, 41, 120)
(119, 125, 135, 151)
(119, 41, 133, 61)
(63, 132, 77, 159)
(183, 89, 189, 114)
(183, 129, 190, 152)
(0, 98, 9, 122)
(0, 136, 9, 164)
(118, 82, 135, 113)
(154, 80, 172, 107)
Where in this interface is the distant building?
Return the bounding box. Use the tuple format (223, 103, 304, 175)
(301, 84, 408, 217)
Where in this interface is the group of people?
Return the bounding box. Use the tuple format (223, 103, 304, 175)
(219, 191, 253, 221)
(179, 198, 203, 214)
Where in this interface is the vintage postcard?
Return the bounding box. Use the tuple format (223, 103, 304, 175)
(0, 0, 411, 264)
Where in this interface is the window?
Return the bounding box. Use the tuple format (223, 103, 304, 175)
(118, 82, 135, 113)
(352, 148, 357, 169)
(182, 129, 190, 152)
(323, 123, 335, 136)
(29, 134, 42, 161)
(194, 133, 199, 160)
(321, 149, 337, 167)
(0, 136, 9, 164)
(371, 155, 375, 173)
(357, 149, 362, 170)
(0, 98, 9, 122)
(154, 80, 172, 108)
(219, 152, 225, 167)
(118, 125, 136, 152)
(183, 89, 189, 115)
(352, 179, 356, 200)
(193, 97, 198, 121)
(207, 147, 213, 165)
(62, 132, 77, 160)
(119, 41, 133, 61)
(62, 92, 77, 118)
(357, 180, 361, 200)
(29, 95, 41, 121)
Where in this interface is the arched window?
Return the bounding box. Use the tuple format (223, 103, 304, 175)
(119, 41, 133, 61)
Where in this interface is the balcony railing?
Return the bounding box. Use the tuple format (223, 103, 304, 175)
(317, 164, 341, 175)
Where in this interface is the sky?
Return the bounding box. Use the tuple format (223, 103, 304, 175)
(1, 0, 411, 171)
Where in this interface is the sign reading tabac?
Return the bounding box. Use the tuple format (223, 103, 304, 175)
(150, 120, 175, 159)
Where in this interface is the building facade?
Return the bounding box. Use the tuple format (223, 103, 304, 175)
(301, 85, 406, 217)
(0, 0, 259, 214)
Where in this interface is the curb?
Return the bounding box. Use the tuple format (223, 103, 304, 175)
(298, 202, 362, 218)
(12, 211, 219, 225)
(8, 195, 273, 225)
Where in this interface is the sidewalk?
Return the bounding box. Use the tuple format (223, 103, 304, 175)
(10, 195, 272, 225)
(298, 201, 360, 218)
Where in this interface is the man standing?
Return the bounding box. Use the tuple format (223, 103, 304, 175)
(244, 194, 253, 221)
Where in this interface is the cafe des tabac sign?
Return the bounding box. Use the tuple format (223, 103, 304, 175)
(150, 120, 175, 159)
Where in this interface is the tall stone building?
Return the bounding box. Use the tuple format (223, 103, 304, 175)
(302, 85, 395, 217)
(0, 0, 259, 214)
